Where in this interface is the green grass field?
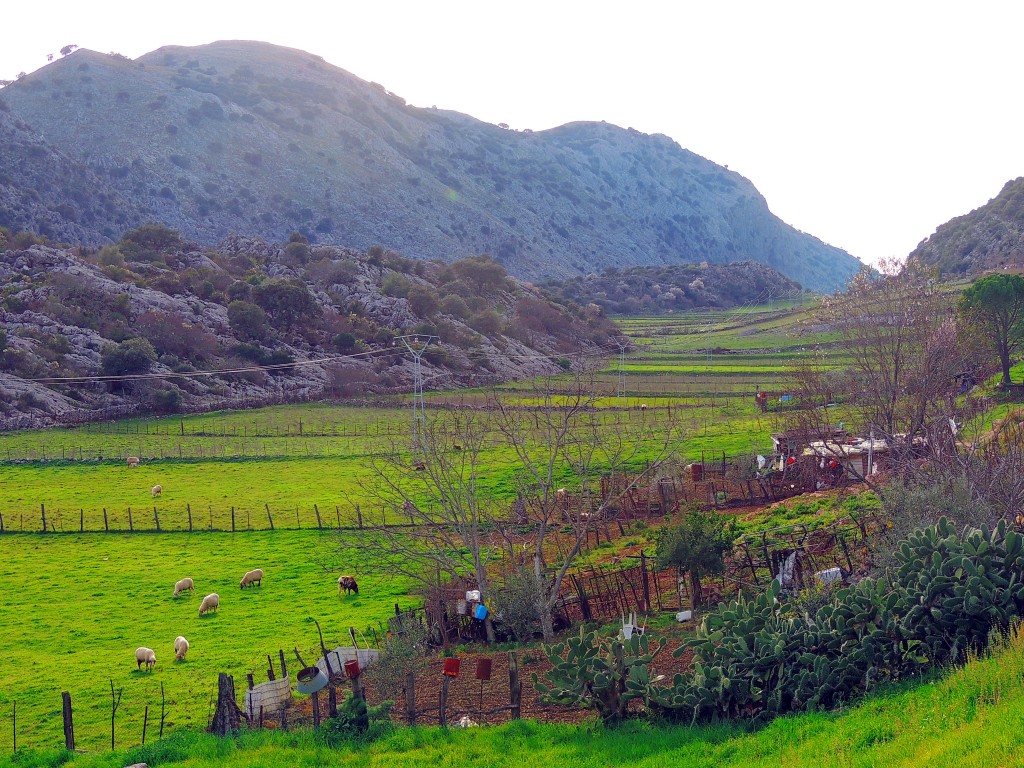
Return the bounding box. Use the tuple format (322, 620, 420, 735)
(0, 531, 409, 753)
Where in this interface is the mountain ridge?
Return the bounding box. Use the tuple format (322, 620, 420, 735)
(0, 40, 861, 291)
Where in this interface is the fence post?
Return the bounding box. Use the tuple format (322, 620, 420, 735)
(154, 507, 160, 533)
(509, 651, 521, 720)
(103, 509, 109, 533)
(128, 508, 133, 532)
(266, 504, 274, 531)
(0, 513, 4, 533)
(141, 704, 148, 746)
(41, 504, 47, 533)
(315, 505, 322, 530)
(438, 673, 450, 727)
(187, 504, 193, 532)
(640, 550, 651, 613)
(12, 700, 16, 753)
(61, 691, 74, 751)
(80, 510, 84, 533)
(231, 507, 236, 533)
(159, 681, 166, 740)
(405, 669, 417, 725)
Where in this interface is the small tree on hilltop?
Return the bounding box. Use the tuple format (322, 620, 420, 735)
(957, 273, 1024, 388)
(655, 507, 737, 608)
(100, 338, 156, 377)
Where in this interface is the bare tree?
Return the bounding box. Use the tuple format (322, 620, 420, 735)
(354, 370, 683, 643)
(492, 372, 683, 639)
(356, 409, 507, 643)
(785, 260, 982, 492)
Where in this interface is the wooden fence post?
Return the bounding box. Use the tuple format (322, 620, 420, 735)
(209, 673, 242, 736)
(438, 674, 451, 727)
(315, 504, 322, 530)
(640, 550, 651, 613)
(41, 504, 47, 533)
(103, 509, 109, 533)
(12, 700, 16, 753)
(141, 704, 149, 746)
(279, 649, 288, 679)
(509, 651, 521, 720)
(266, 504, 274, 531)
(110, 680, 123, 751)
(154, 507, 160, 532)
(311, 690, 321, 728)
(128, 507, 133, 532)
(405, 669, 417, 725)
(61, 691, 74, 751)
(159, 682, 166, 740)
(187, 504, 193, 532)
(79, 510, 84, 533)
(231, 507, 236, 532)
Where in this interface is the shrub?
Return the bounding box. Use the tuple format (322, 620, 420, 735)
(468, 310, 502, 336)
(227, 300, 267, 341)
(100, 337, 156, 376)
(251, 279, 318, 329)
(492, 568, 544, 642)
(406, 286, 438, 317)
(0, 329, 6, 355)
(151, 387, 182, 413)
(381, 273, 411, 298)
(440, 294, 470, 320)
(332, 332, 357, 352)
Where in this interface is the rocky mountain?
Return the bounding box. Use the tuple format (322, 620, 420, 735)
(0, 226, 617, 429)
(910, 178, 1024, 275)
(540, 261, 802, 315)
(0, 41, 860, 292)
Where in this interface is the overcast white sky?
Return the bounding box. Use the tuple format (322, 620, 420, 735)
(3, 1, 1023, 266)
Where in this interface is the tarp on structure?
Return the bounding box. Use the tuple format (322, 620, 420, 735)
(315, 646, 380, 678)
(244, 675, 291, 719)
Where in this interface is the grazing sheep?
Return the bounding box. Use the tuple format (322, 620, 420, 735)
(135, 647, 156, 671)
(198, 593, 220, 615)
(174, 636, 190, 661)
(412, 462, 426, 471)
(453, 444, 463, 451)
(127, 456, 140, 468)
(338, 575, 359, 595)
(151, 484, 162, 497)
(639, 404, 647, 411)
(173, 577, 195, 597)
(240, 568, 264, 589)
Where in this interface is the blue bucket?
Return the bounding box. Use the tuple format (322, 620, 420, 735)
(473, 603, 488, 620)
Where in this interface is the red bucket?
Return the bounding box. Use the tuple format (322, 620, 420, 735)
(443, 658, 460, 677)
(475, 658, 492, 681)
(344, 659, 361, 679)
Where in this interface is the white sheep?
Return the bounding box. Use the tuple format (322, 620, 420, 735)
(173, 577, 194, 597)
(127, 456, 140, 468)
(174, 636, 190, 661)
(240, 568, 264, 589)
(151, 484, 163, 497)
(198, 593, 220, 615)
(135, 647, 156, 671)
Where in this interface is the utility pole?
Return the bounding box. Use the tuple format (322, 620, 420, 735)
(616, 341, 629, 399)
(395, 335, 437, 451)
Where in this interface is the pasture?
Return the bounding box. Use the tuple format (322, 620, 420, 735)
(0, 531, 407, 752)
(0, 299, 851, 754)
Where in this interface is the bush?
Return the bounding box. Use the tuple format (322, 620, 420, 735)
(492, 568, 544, 642)
(332, 332, 357, 352)
(251, 278, 319, 329)
(227, 300, 267, 341)
(100, 338, 156, 376)
(440, 294, 470, 320)
(151, 387, 182, 413)
(0, 329, 6, 355)
(650, 518, 1024, 725)
(406, 286, 438, 317)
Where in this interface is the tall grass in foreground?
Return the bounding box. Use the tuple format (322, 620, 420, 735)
(6, 623, 1022, 767)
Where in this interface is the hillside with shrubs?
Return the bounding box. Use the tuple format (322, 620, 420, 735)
(539, 261, 804, 315)
(0, 225, 618, 428)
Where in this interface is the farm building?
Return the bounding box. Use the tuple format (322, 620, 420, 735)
(770, 427, 847, 465)
(801, 436, 890, 479)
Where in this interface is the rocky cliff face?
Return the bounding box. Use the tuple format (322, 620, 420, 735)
(0, 41, 860, 292)
(910, 178, 1024, 275)
(0, 230, 616, 429)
